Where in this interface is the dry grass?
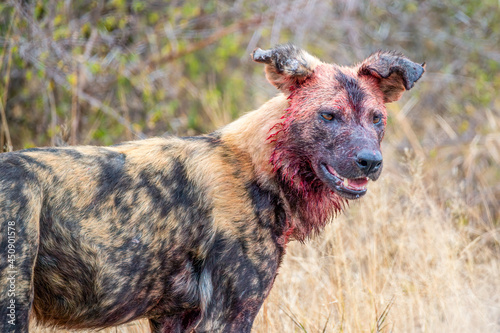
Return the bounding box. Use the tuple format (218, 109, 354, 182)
(32, 102, 500, 332)
(253, 156, 500, 333)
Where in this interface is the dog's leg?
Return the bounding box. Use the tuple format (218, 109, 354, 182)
(0, 157, 42, 333)
(147, 254, 275, 333)
(184, 298, 262, 333)
(187, 266, 272, 332)
(149, 304, 261, 333)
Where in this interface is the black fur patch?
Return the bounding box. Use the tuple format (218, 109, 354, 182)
(335, 71, 367, 111)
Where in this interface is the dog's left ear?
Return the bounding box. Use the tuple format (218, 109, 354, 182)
(252, 44, 321, 93)
(358, 51, 425, 103)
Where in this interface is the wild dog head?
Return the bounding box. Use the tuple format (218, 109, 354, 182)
(253, 44, 424, 238)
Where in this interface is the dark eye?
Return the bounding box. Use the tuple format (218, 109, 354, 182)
(321, 113, 334, 121)
(373, 114, 382, 124)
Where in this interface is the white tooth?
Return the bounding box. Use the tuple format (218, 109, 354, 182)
(344, 178, 349, 187)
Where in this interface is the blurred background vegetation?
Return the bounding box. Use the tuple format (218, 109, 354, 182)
(2, 1, 499, 331)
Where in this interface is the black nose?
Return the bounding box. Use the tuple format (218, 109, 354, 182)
(356, 150, 383, 175)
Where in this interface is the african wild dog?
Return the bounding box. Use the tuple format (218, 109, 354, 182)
(0, 44, 424, 332)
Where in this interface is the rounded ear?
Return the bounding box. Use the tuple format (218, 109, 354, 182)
(358, 51, 425, 103)
(252, 44, 321, 93)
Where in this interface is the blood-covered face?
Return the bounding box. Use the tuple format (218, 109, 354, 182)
(271, 65, 387, 200)
(253, 44, 424, 239)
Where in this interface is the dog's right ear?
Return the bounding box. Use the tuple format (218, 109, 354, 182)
(358, 51, 425, 103)
(252, 44, 321, 93)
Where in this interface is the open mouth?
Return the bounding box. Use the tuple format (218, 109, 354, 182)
(320, 164, 369, 199)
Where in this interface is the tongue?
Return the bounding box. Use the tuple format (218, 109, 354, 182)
(347, 178, 369, 189)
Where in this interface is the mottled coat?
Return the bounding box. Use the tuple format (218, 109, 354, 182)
(0, 45, 424, 332)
